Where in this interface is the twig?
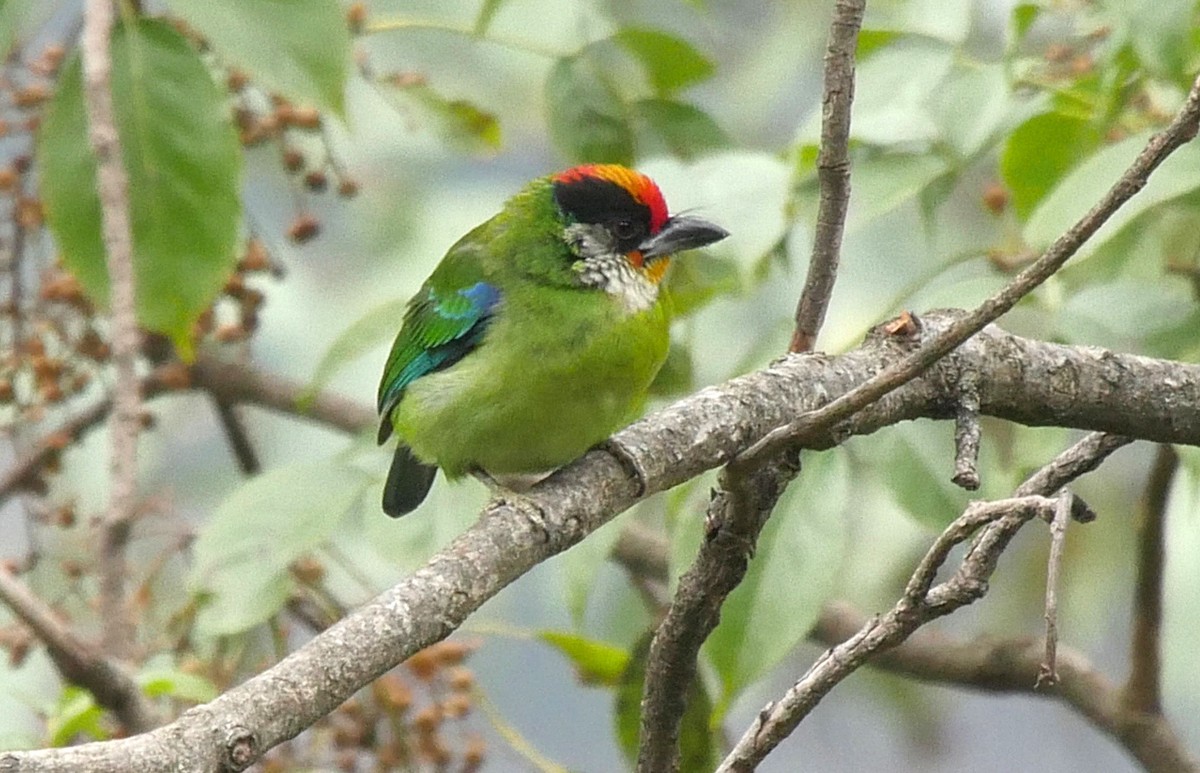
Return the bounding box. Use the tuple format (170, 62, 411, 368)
(636, 456, 801, 773)
(951, 371, 981, 490)
(789, 0, 864, 354)
(0, 564, 155, 732)
(1123, 444, 1175, 715)
(0, 399, 113, 508)
(810, 602, 1199, 773)
(735, 71, 1200, 473)
(1037, 490, 1074, 688)
(209, 394, 261, 475)
(717, 433, 1130, 772)
(81, 0, 142, 659)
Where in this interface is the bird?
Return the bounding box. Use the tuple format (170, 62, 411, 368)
(376, 163, 728, 516)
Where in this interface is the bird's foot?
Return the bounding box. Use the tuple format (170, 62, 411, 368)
(471, 467, 551, 539)
(597, 438, 648, 497)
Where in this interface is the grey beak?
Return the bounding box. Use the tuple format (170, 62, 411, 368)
(639, 215, 729, 259)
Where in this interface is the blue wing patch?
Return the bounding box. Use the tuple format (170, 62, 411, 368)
(377, 281, 501, 443)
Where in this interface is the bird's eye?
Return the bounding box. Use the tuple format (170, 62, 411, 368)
(612, 219, 639, 241)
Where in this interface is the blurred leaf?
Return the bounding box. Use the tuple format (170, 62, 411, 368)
(0, 0, 33, 60)
(1011, 3, 1042, 43)
(473, 0, 508, 35)
(304, 297, 408, 408)
(847, 152, 948, 230)
(840, 42, 953, 146)
(164, 0, 348, 114)
(39, 19, 241, 357)
(191, 461, 370, 636)
(545, 55, 633, 164)
(614, 27, 714, 95)
(856, 29, 900, 60)
(615, 633, 719, 771)
(865, 0, 972, 43)
(137, 666, 219, 703)
(870, 422, 966, 529)
(703, 448, 851, 712)
(380, 80, 501, 155)
(648, 341, 694, 397)
(1055, 278, 1196, 352)
(926, 61, 1028, 158)
(561, 511, 627, 625)
(641, 152, 791, 279)
(1123, 0, 1193, 80)
(632, 98, 728, 159)
(47, 687, 105, 746)
(1026, 132, 1200, 257)
(664, 249, 741, 317)
(538, 630, 629, 686)
(1001, 112, 1102, 219)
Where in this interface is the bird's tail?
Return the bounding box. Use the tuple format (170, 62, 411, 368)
(382, 443, 438, 517)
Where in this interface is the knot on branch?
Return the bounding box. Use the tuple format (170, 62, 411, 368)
(222, 725, 259, 771)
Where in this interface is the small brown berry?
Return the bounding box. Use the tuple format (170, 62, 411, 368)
(372, 673, 412, 713)
(981, 182, 1009, 215)
(282, 147, 305, 172)
(227, 69, 249, 92)
(240, 239, 271, 272)
(287, 214, 320, 243)
(154, 361, 192, 390)
(0, 167, 18, 191)
(290, 555, 324, 584)
(441, 693, 471, 719)
(303, 170, 327, 191)
(215, 323, 247, 343)
(347, 2, 367, 33)
(337, 179, 359, 198)
(13, 84, 50, 109)
(406, 647, 440, 681)
(290, 106, 321, 130)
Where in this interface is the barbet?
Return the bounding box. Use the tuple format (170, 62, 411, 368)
(377, 164, 728, 516)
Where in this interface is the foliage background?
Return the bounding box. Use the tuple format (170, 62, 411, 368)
(1, 0, 1199, 770)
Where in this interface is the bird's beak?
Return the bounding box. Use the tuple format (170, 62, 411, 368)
(638, 215, 729, 260)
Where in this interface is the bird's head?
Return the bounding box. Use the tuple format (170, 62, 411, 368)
(551, 164, 728, 311)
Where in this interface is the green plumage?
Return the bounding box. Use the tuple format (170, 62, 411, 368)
(377, 167, 727, 516)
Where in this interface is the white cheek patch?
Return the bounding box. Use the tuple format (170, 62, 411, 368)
(563, 223, 659, 313)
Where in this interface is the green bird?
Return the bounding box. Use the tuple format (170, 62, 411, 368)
(376, 164, 728, 516)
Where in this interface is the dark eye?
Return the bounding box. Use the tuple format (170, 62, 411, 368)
(613, 219, 639, 241)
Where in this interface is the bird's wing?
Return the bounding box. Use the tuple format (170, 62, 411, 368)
(376, 270, 501, 444)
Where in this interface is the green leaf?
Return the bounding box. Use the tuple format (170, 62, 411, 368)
(1026, 132, 1200, 257)
(615, 633, 719, 772)
(47, 687, 105, 746)
(703, 448, 850, 711)
(545, 55, 633, 164)
(1001, 113, 1102, 219)
(191, 461, 370, 637)
(614, 27, 714, 95)
(378, 81, 500, 155)
(304, 297, 408, 408)
(632, 98, 728, 160)
(1010, 3, 1042, 44)
(0, 0, 33, 61)
(846, 152, 948, 231)
(474, 0, 508, 35)
(538, 631, 630, 686)
(870, 423, 968, 529)
(39, 18, 241, 356)
(856, 29, 900, 60)
(163, 0, 348, 114)
(137, 666, 219, 703)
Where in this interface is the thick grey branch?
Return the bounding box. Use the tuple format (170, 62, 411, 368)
(5, 316, 1200, 770)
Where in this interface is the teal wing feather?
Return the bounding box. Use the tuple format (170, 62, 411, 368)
(376, 277, 501, 443)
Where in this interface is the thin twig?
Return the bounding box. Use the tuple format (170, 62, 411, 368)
(718, 433, 1130, 772)
(735, 72, 1200, 473)
(209, 394, 261, 475)
(1123, 444, 1175, 715)
(810, 602, 1199, 773)
(951, 371, 981, 490)
(0, 564, 155, 732)
(1037, 490, 1074, 688)
(789, 0, 865, 354)
(81, 0, 141, 659)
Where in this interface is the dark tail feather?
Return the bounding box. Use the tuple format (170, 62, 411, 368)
(382, 444, 438, 517)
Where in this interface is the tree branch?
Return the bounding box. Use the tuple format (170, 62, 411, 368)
(5, 315, 1200, 770)
(737, 71, 1200, 471)
(1124, 444, 1175, 715)
(81, 0, 141, 660)
(717, 432, 1132, 772)
(789, 0, 864, 354)
(0, 564, 155, 732)
(810, 602, 1198, 773)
